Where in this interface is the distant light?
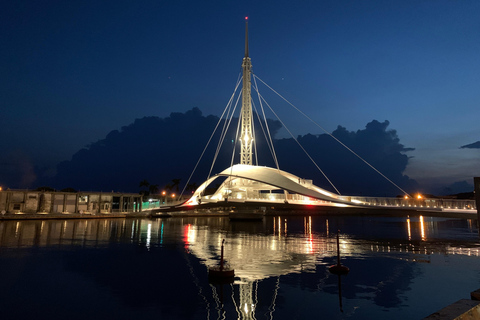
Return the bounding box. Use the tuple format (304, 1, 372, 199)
(404, 195, 409, 199)
(417, 194, 423, 199)
(245, 16, 248, 20)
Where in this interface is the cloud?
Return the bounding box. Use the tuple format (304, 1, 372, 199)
(460, 141, 480, 149)
(438, 180, 473, 196)
(273, 120, 417, 196)
(45, 110, 417, 196)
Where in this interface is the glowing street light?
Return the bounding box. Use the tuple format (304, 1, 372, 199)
(162, 191, 167, 205)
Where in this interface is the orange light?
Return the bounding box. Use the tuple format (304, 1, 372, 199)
(417, 194, 423, 199)
(162, 191, 166, 195)
(404, 195, 409, 199)
(172, 194, 175, 198)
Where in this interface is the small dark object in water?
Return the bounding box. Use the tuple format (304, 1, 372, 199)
(208, 239, 235, 280)
(329, 264, 349, 275)
(329, 230, 349, 275)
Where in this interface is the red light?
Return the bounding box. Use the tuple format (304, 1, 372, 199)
(245, 16, 248, 20)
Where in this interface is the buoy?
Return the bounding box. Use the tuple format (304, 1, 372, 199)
(329, 230, 349, 275)
(208, 239, 235, 282)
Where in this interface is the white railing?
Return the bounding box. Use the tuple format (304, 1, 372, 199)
(351, 196, 477, 211)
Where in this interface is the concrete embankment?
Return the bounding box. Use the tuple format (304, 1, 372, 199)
(423, 289, 480, 319)
(0, 212, 149, 220)
(146, 204, 478, 220)
(0, 205, 477, 220)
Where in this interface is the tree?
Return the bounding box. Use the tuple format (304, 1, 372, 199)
(139, 180, 150, 188)
(139, 180, 150, 197)
(171, 179, 181, 193)
(35, 186, 55, 192)
(149, 184, 159, 195)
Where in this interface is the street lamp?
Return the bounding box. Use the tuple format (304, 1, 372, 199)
(162, 191, 166, 205)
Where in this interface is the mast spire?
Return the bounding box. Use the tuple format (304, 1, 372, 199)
(240, 17, 253, 165)
(245, 16, 249, 57)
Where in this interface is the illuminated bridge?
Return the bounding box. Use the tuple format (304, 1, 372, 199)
(150, 19, 477, 217)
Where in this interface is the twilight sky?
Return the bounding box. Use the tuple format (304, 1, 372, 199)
(1, 0, 479, 191)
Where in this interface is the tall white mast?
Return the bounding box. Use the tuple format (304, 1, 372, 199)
(240, 17, 253, 165)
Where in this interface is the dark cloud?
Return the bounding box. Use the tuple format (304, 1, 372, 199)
(438, 180, 473, 196)
(46, 108, 281, 192)
(273, 120, 417, 196)
(460, 141, 480, 149)
(38, 110, 416, 196)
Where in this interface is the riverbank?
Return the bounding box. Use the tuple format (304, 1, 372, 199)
(0, 212, 148, 220)
(147, 204, 478, 220)
(1, 205, 477, 221)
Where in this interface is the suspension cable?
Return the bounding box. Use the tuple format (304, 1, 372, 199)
(179, 75, 242, 198)
(252, 74, 280, 170)
(251, 99, 278, 168)
(256, 91, 341, 194)
(253, 75, 411, 197)
(209, 84, 242, 178)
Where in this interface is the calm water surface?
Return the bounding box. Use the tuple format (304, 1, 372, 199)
(0, 215, 479, 320)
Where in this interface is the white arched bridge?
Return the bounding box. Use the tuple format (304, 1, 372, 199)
(147, 19, 477, 218)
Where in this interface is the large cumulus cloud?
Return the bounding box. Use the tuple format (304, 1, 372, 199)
(46, 109, 416, 196)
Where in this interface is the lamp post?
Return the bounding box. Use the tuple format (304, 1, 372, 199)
(162, 191, 166, 205)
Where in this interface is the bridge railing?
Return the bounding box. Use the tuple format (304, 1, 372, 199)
(351, 197, 477, 211)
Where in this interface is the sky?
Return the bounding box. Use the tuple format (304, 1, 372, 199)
(1, 0, 479, 192)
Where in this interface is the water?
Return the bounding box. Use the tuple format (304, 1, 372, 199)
(0, 215, 479, 320)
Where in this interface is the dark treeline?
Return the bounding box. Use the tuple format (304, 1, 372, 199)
(45, 108, 418, 196)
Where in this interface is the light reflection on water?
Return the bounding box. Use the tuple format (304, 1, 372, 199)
(0, 215, 479, 319)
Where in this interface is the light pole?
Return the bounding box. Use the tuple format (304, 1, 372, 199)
(162, 191, 166, 205)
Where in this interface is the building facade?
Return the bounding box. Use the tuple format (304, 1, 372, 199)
(0, 190, 143, 215)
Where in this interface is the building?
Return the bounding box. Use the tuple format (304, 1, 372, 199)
(0, 189, 143, 215)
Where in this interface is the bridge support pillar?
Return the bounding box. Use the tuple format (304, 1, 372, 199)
(475, 177, 480, 230)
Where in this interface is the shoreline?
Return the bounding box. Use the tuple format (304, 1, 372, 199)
(0, 206, 478, 221)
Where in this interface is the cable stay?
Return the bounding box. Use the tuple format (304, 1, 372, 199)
(253, 74, 410, 197)
(179, 74, 242, 198)
(252, 75, 280, 170)
(209, 84, 242, 177)
(252, 84, 341, 195)
(251, 99, 279, 168)
(228, 100, 243, 184)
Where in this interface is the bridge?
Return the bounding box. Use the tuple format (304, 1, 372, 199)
(151, 19, 477, 217)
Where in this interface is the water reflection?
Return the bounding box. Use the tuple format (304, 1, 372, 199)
(0, 216, 478, 319)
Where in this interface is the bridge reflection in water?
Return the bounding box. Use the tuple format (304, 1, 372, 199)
(0, 216, 479, 319)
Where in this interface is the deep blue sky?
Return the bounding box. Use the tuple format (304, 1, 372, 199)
(1, 0, 479, 190)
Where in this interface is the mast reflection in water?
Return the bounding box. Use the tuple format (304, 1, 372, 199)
(0, 215, 479, 320)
